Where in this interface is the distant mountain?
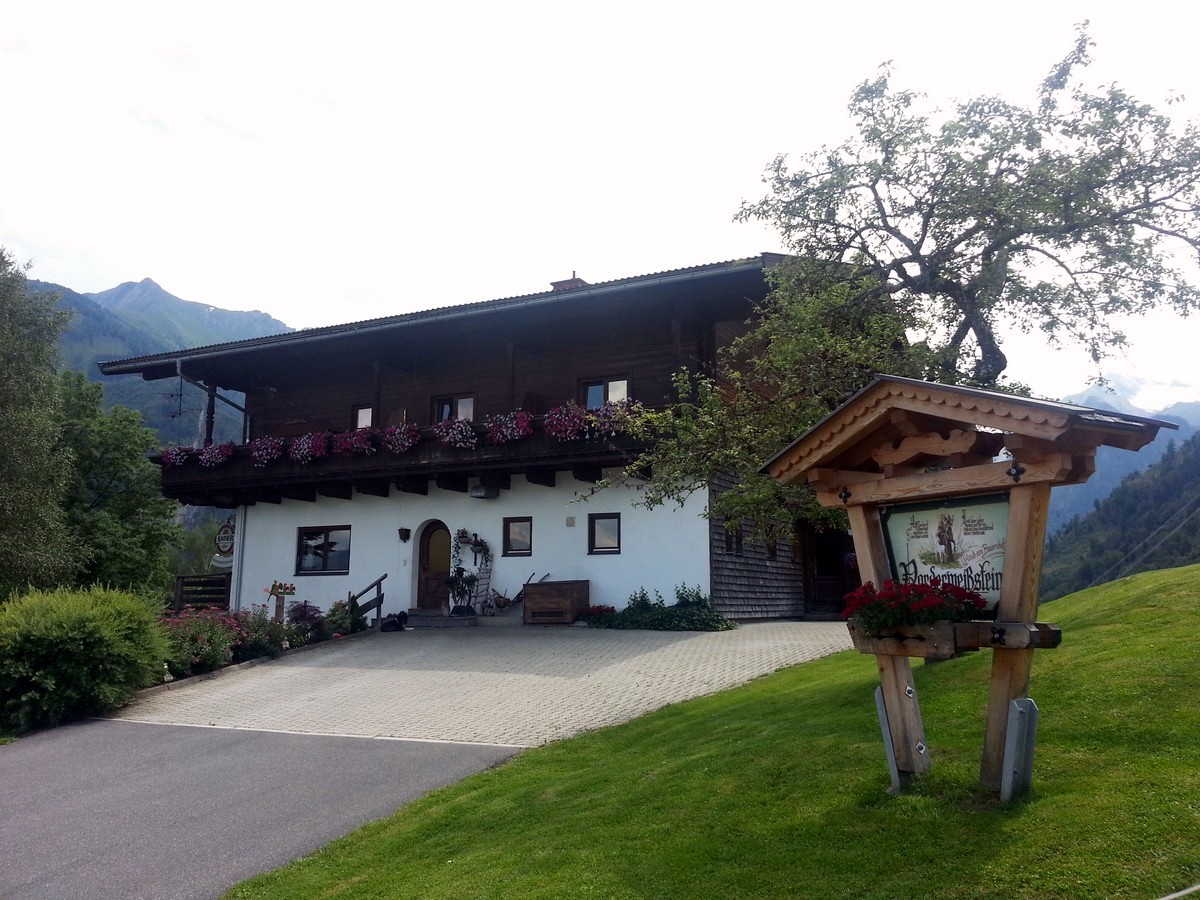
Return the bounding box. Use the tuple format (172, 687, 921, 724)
(1042, 430, 1200, 598)
(1047, 384, 1199, 534)
(32, 277, 291, 447)
(87, 278, 288, 350)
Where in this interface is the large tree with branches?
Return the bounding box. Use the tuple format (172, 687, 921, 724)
(626, 28, 1200, 533)
(739, 25, 1200, 385)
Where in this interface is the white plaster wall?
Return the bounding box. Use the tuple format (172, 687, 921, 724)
(230, 474, 712, 616)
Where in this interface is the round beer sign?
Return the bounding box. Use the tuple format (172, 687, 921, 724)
(214, 521, 236, 557)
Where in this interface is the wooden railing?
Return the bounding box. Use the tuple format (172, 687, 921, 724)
(171, 573, 232, 612)
(349, 573, 388, 628)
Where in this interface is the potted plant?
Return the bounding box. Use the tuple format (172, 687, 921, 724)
(445, 565, 479, 616)
(842, 579, 989, 659)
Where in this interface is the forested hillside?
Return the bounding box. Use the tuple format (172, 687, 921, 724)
(1041, 433, 1200, 599)
(30, 278, 290, 447)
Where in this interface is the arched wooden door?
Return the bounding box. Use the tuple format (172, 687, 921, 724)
(417, 522, 451, 611)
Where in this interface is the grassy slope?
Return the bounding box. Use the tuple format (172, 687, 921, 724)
(227, 567, 1200, 900)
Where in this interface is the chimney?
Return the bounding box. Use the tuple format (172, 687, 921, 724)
(550, 271, 589, 292)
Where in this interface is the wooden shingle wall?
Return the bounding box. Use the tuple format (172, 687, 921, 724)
(707, 473, 807, 619)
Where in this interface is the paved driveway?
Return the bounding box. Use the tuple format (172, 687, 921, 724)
(110, 621, 853, 746)
(1, 621, 850, 900)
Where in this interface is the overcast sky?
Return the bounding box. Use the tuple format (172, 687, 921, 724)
(3, 1, 1198, 408)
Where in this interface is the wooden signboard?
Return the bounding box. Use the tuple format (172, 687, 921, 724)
(762, 375, 1173, 794)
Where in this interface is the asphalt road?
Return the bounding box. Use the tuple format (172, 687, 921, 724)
(0, 719, 516, 900)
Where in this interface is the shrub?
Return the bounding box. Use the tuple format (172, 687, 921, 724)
(586, 585, 738, 632)
(231, 605, 302, 662)
(161, 607, 239, 677)
(672, 584, 712, 610)
(286, 599, 328, 643)
(0, 586, 169, 733)
(326, 598, 367, 635)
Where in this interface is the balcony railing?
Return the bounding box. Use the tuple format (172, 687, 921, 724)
(157, 420, 648, 508)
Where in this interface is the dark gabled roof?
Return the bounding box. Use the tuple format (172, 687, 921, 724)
(98, 253, 786, 381)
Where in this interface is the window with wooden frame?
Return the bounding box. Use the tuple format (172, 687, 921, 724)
(580, 377, 628, 410)
(724, 524, 744, 556)
(295, 525, 352, 575)
(502, 516, 533, 557)
(352, 405, 374, 429)
(433, 395, 475, 423)
(588, 513, 621, 555)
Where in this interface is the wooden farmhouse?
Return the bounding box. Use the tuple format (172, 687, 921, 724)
(100, 254, 850, 621)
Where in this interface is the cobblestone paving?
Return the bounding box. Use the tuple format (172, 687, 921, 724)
(112, 622, 852, 747)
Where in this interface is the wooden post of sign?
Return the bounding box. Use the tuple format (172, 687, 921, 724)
(980, 482, 1051, 790)
(848, 505, 930, 782)
(759, 375, 1174, 797)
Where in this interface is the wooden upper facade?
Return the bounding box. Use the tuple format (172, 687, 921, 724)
(100, 255, 784, 508)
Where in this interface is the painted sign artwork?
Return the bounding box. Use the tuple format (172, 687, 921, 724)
(880, 494, 1009, 606)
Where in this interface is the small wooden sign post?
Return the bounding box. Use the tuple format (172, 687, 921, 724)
(762, 375, 1172, 794)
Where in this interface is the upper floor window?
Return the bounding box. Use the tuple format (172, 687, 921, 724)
(588, 513, 621, 555)
(296, 525, 351, 575)
(502, 516, 533, 556)
(581, 378, 628, 410)
(433, 395, 475, 423)
(353, 405, 374, 429)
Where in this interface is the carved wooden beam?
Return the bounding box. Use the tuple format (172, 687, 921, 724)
(814, 454, 1078, 507)
(317, 483, 353, 500)
(871, 428, 1006, 468)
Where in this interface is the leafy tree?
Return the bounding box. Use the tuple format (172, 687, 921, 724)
(621, 262, 927, 535)
(624, 28, 1200, 534)
(738, 26, 1200, 385)
(58, 372, 182, 593)
(0, 249, 76, 598)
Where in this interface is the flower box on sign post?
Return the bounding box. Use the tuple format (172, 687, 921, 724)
(759, 375, 1171, 796)
(846, 620, 961, 660)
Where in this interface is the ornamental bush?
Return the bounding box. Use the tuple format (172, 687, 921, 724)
(161, 607, 239, 677)
(286, 599, 328, 643)
(585, 585, 738, 632)
(325, 598, 368, 635)
(230, 605, 302, 662)
(0, 586, 169, 733)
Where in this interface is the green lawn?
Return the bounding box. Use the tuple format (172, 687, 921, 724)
(227, 567, 1200, 899)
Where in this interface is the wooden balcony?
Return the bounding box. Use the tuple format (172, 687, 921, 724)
(159, 426, 648, 508)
